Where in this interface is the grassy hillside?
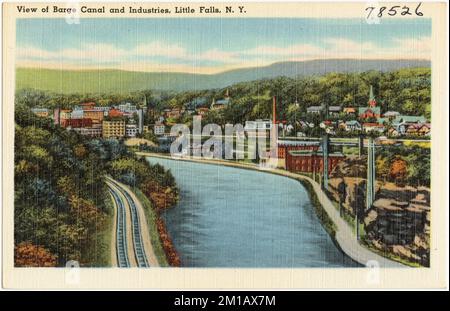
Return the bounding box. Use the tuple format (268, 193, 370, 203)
(16, 68, 206, 93)
(16, 59, 430, 93)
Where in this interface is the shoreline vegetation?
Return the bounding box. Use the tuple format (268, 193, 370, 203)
(134, 188, 180, 267)
(107, 157, 180, 266)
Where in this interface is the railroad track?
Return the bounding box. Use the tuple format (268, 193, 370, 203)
(108, 188, 130, 267)
(107, 179, 150, 268)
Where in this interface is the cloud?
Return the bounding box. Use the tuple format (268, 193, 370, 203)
(16, 36, 431, 74)
(134, 41, 189, 59)
(242, 43, 324, 57)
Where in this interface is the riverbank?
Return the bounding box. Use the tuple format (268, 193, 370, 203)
(136, 152, 405, 267)
(134, 188, 180, 266)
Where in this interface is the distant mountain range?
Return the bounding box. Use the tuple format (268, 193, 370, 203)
(16, 59, 430, 93)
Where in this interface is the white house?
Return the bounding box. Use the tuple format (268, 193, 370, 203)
(244, 119, 272, 131)
(154, 122, 165, 135)
(118, 103, 137, 113)
(126, 123, 138, 137)
(306, 106, 323, 114)
(345, 120, 362, 131)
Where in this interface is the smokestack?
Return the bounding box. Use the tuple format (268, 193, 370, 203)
(273, 96, 276, 125)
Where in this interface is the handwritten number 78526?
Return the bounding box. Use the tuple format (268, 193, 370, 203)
(366, 2, 423, 19)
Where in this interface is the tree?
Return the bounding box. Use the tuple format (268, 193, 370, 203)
(376, 155, 390, 182)
(390, 157, 408, 186)
(15, 242, 57, 267)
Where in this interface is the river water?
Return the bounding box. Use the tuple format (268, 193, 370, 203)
(147, 157, 358, 267)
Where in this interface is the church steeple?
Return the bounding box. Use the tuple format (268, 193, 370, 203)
(368, 85, 376, 108)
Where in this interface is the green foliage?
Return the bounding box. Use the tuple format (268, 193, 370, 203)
(154, 68, 430, 127)
(15, 87, 152, 110)
(141, 131, 159, 144)
(16, 68, 430, 127)
(376, 145, 430, 187)
(14, 102, 177, 266)
(14, 106, 110, 265)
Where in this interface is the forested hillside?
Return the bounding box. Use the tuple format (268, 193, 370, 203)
(15, 68, 431, 125)
(16, 59, 429, 93)
(164, 67, 432, 124)
(14, 104, 177, 267)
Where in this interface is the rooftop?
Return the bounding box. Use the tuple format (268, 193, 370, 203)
(307, 106, 323, 111)
(288, 150, 345, 157)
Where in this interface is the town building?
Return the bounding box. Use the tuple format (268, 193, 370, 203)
(363, 122, 385, 133)
(392, 116, 427, 135)
(196, 107, 210, 116)
(210, 98, 230, 110)
(359, 107, 381, 119)
(118, 103, 137, 113)
(383, 111, 400, 119)
(165, 107, 184, 119)
(406, 123, 431, 136)
(186, 97, 207, 112)
(72, 125, 102, 138)
(60, 109, 72, 121)
(343, 107, 356, 115)
(328, 106, 342, 115)
(387, 128, 400, 137)
(93, 106, 111, 116)
(277, 141, 320, 159)
(418, 123, 431, 136)
(345, 120, 362, 131)
(244, 119, 272, 131)
(109, 108, 124, 118)
(285, 150, 345, 174)
(70, 106, 84, 119)
(83, 109, 104, 124)
(61, 118, 93, 128)
(393, 115, 427, 124)
(359, 85, 381, 119)
(153, 122, 165, 135)
(393, 122, 408, 135)
(306, 106, 323, 114)
(80, 102, 96, 110)
(31, 108, 49, 117)
(102, 119, 126, 138)
(126, 123, 138, 138)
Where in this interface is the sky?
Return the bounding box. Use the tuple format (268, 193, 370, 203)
(16, 18, 431, 74)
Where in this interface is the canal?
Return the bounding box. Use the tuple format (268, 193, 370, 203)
(147, 157, 358, 267)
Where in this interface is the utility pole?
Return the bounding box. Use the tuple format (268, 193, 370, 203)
(366, 136, 376, 210)
(322, 134, 329, 190)
(358, 134, 364, 157)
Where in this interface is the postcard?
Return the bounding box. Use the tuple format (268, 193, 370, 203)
(2, 1, 448, 289)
